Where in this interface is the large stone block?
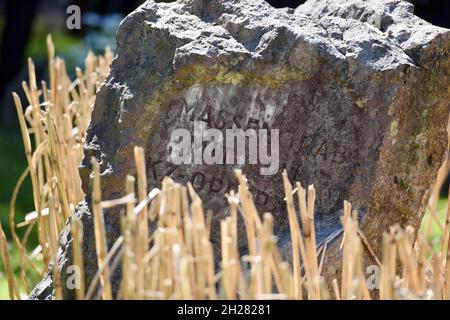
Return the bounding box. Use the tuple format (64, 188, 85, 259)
(30, 0, 449, 299)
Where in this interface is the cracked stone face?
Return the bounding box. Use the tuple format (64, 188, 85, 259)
(30, 0, 449, 299)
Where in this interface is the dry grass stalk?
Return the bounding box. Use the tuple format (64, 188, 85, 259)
(5, 35, 113, 297)
(340, 208, 369, 299)
(0, 220, 18, 299)
(282, 172, 303, 299)
(133, 146, 149, 298)
(297, 182, 321, 299)
(71, 218, 85, 300)
(90, 157, 112, 300)
(380, 232, 396, 299)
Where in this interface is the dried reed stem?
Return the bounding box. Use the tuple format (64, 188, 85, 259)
(91, 157, 112, 300)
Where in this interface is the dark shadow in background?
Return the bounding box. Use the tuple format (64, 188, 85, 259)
(268, 0, 449, 29)
(0, 0, 39, 118)
(0, 0, 144, 122)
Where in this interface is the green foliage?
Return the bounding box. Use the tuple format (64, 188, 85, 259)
(421, 197, 448, 251)
(0, 244, 44, 300)
(0, 126, 34, 241)
(0, 126, 40, 299)
(25, 23, 81, 60)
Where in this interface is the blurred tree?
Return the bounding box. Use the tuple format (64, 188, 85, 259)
(0, 0, 39, 123)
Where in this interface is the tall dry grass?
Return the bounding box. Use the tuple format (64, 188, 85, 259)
(0, 37, 450, 300)
(0, 35, 112, 299)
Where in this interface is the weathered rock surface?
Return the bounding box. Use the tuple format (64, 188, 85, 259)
(30, 0, 449, 299)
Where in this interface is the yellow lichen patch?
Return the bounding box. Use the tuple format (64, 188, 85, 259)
(356, 97, 369, 108)
(390, 120, 399, 142)
(415, 132, 427, 148)
(144, 63, 311, 114)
